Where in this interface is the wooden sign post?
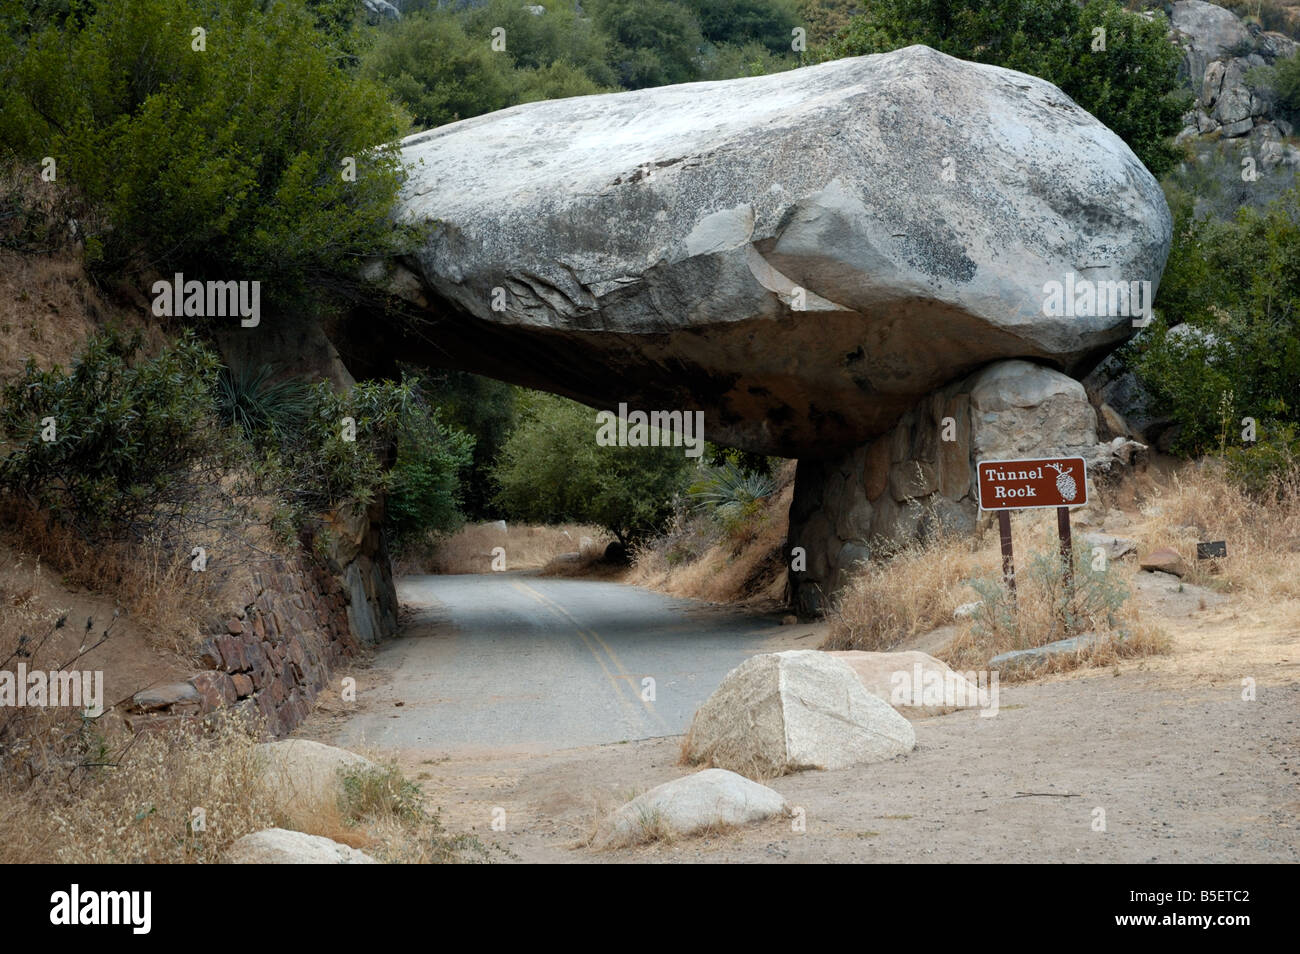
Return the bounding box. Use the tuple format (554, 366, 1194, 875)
(977, 456, 1089, 597)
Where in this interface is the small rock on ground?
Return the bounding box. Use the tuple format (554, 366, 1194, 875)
(989, 633, 1107, 673)
(1141, 547, 1188, 577)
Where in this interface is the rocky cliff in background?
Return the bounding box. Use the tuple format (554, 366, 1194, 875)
(1168, 1, 1300, 212)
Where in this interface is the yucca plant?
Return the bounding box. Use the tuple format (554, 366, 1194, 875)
(688, 460, 776, 520)
(215, 364, 311, 445)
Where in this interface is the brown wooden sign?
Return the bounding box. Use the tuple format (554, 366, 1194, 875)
(976, 456, 1089, 600)
(976, 456, 1088, 511)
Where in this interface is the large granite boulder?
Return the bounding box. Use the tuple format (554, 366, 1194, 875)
(1172, 0, 1252, 89)
(682, 650, 916, 779)
(363, 45, 1172, 458)
(257, 739, 375, 813)
(826, 650, 985, 719)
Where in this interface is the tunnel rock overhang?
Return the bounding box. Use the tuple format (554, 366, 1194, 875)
(342, 45, 1173, 460)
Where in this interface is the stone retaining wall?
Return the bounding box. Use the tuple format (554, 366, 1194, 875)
(127, 503, 398, 736)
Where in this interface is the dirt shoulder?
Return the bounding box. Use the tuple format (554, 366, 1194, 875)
(304, 667, 1299, 863)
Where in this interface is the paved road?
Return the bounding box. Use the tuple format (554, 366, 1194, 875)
(337, 574, 791, 753)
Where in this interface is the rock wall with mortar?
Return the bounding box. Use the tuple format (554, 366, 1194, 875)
(787, 359, 1148, 616)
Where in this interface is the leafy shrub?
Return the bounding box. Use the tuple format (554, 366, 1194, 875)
(338, 762, 425, 826)
(263, 374, 472, 543)
(1257, 50, 1300, 117)
(966, 543, 1132, 650)
(1133, 189, 1300, 469)
(1223, 418, 1300, 497)
(385, 400, 475, 545)
(698, 39, 799, 79)
(821, 0, 1188, 176)
(0, 0, 411, 305)
(513, 60, 615, 103)
(0, 329, 229, 539)
(276, 377, 411, 516)
(688, 461, 777, 519)
(0, 162, 92, 253)
(688, 459, 777, 547)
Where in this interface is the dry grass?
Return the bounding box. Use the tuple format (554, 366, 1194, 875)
(395, 522, 613, 576)
(0, 560, 92, 790)
(613, 804, 676, 849)
(0, 716, 486, 863)
(938, 541, 1171, 679)
(822, 522, 993, 652)
(825, 461, 1300, 680)
(824, 503, 1171, 680)
(0, 550, 257, 865)
(270, 754, 487, 864)
(0, 499, 223, 655)
(1128, 462, 1300, 600)
(0, 718, 277, 864)
(629, 462, 794, 606)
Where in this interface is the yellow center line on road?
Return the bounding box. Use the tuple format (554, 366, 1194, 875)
(510, 579, 673, 735)
(507, 580, 647, 730)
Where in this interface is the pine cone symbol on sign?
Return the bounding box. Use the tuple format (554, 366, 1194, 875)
(1048, 462, 1077, 502)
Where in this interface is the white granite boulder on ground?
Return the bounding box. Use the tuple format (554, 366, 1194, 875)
(224, 828, 377, 864)
(683, 650, 915, 779)
(257, 739, 375, 811)
(827, 650, 985, 719)
(594, 769, 788, 848)
(378, 45, 1171, 459)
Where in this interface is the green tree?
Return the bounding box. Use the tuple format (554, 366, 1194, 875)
(589, 0, 705, 89)
(492, 392, 693, 544)
(821, 0, 1187, 176)
(698, 39, 799, 79)
(360, 11, 517, 128)
(459, 0, 617, 86)
(0, 0, 410, 305)
(419, 370, 519, 519)
(513, 60, 616, 103)
(684, 0, 801, 54)
(386, 401, 475, 545)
